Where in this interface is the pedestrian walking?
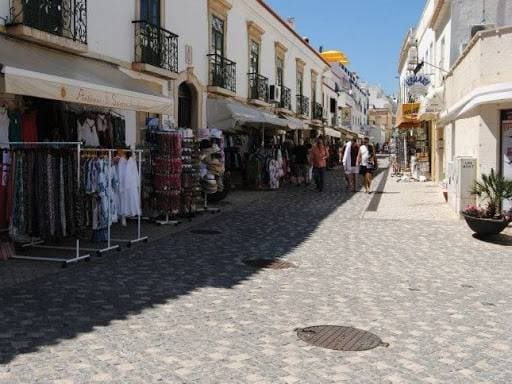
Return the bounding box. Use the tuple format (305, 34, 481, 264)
(341, 136, 359, 192)
(310, 135, 329, 192)
(292, 139, 309, 186)
(357, 137, 378, 194)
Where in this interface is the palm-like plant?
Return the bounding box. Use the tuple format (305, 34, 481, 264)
(470, 169, 512, 218)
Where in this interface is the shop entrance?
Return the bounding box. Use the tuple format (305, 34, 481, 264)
(178, 82, 196, 129)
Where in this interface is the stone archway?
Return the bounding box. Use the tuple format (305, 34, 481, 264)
(174, 67, 205, 130)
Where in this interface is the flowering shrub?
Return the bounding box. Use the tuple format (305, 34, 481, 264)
(462, 205, 485, 218)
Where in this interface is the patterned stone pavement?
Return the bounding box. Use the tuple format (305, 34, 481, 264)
(1, 163, 512, 383)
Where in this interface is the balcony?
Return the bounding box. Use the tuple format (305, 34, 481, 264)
(248, 73, 269, 105)
(133, 20, 179, 77)
(7, 0, 87, 52)
(296, 95, 310, 118)
(208, 53, 237, 96)
(312, 102, 323, 121)
(331, 115, 338, 127)
(280, 86, 292, 112)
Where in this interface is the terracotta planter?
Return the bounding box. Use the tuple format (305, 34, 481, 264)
(462, 213, 509, 237)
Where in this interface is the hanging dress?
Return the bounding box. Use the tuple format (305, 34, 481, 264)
(119, 156, 140, 217)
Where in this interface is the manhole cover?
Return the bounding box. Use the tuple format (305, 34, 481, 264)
(190, 230, 222, 235)
(296, 326, 388, 351)
(243, 259, 296, 269)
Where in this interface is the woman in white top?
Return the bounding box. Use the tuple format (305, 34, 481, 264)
(357, 137, 377, 194)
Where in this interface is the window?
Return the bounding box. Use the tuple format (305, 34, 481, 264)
(311, 80, 316, 104)
(297, 69, 304, 96)
(140, 0, 160, 26)
(249, 39, 259, 74)
(276, 57, 284, 86)
(211, 15, 225, 56)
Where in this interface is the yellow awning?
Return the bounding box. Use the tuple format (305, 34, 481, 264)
(320, 50, 349, 65)
(396, 103, 421, 128)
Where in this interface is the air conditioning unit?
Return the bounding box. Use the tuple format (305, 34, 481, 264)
(269, 85, 281, 103)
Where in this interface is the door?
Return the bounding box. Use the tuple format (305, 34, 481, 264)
(501, 110, 512, 210)
(178, 83, 193, 129)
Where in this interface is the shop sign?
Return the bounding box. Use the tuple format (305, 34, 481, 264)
(405, 74, 431, 99)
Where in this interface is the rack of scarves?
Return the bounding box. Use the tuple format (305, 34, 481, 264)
(0, 141, 91, 266)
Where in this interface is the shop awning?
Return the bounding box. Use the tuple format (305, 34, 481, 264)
(418, 86, 444, 121)
(396, 103, 421, 128)
(324, 127, 341, 138)
(0, 34, 172, 114)
(207, 97, 289, 132)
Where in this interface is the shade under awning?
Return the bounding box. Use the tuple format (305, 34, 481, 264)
(207, 98, 289, 132)
(0, 34, 172, 114)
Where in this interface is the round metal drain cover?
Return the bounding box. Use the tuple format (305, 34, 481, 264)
(190, 229, 222, 235)
(243, 259, 296, 269)
(296, 326, 388, 351)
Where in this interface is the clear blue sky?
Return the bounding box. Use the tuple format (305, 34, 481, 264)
(266, 0, 426, 96)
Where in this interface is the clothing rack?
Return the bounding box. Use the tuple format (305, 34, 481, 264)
(1, 141, 91, 266)
(110, 149, 149, 246)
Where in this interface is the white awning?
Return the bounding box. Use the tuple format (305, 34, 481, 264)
(440, 82, 512, 123)
(418, 86, 444, 120)
(280, 114, 308, 130)
(207, 98, 289, 132)
(0, 34, 172, 114)
(324, 127, 341, 138)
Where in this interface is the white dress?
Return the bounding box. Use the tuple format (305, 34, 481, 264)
(118, 157, 141, 217)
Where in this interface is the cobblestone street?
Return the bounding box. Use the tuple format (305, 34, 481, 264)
(1, 162, 512, 383)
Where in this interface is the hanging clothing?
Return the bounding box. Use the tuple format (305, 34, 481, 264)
(78, 118, 100, 147)
(8, 111, 22, 143)
(21, 111, 38, 143)
(119, 157, 140, 217)
(0, 109, 10, 147)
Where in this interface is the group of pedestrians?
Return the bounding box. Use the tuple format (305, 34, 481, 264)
(289, 135, 378, 193)
(340, 136, 378, 194)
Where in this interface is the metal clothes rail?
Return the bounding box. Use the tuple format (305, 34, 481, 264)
(2, 141, 90, 266)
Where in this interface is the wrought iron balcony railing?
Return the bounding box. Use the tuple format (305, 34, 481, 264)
(133, 20, 178, 73)
(280, 86, 292, 111)
(296, 95, 310, 117)
(312, 102, 323, 121)
(8, 0, 87, 44)
(248, 73, 269, 102)
(331, 115, 338, 127)
(208, 53, 236, 93)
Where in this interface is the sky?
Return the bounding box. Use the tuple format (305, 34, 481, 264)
(265, 0, 426, 96)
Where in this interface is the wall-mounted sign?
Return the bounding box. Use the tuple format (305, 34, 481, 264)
(405, 74, 431, 99)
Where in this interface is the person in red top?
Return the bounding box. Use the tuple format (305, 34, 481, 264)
(310, 135, 329, 192)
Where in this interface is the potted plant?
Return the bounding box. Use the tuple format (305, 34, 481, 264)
(462, 169, 512, 237)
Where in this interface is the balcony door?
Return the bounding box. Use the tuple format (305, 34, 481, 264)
(211, 16, 225, 57)
(140, 0, 161, 26)
(140, 0, 161, 68)
(23, 0, 63, 36)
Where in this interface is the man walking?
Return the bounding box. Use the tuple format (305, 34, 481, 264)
(310, 135, 329, 192)
(341, 136, 359, 192)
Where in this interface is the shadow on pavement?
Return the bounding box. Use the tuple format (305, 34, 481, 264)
(472, 233, 512, 246)
(0, 168, 367, 364)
